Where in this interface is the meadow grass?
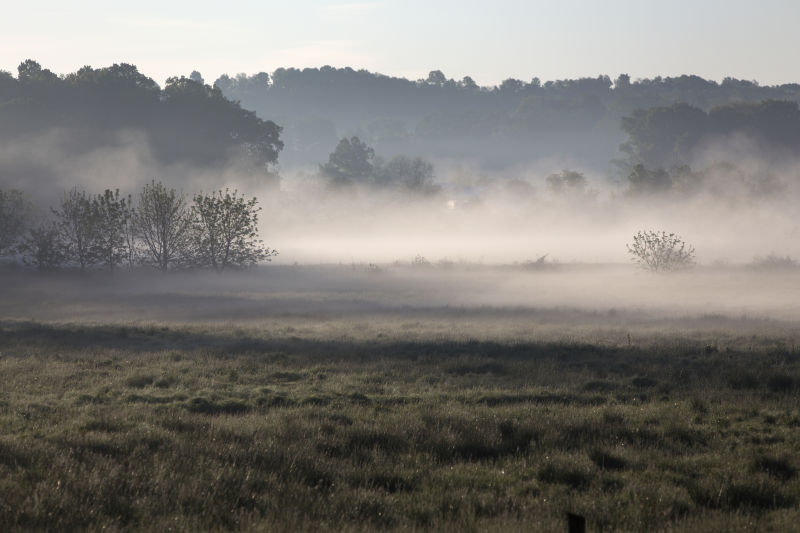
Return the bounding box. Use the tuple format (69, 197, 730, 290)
(0, 316, 799, 532)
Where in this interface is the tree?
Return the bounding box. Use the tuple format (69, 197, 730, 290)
(546, 169, 588, 195)
(0, 189, 31, 256)
(460, 76, 478, 90)
(159, 76, 283, 173)
(20, 222, 66, 270)
(375, 156, 439, 194)
(627, 230, 695, 272)
(626, 164, 672, 194)
(136, 180, 193, 271)
(53, 188, 98, 269)
(426, 70, 447, 86)
(92, 189, 132, 270)
(189, 70, 205, 85)
(620, 103, 708, 169)
(320, 136, 375, 185)
(192, 189, 276, 271)
(121, 199, 139, 270)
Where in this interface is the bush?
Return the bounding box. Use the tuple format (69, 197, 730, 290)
(627, 230, 695, 272)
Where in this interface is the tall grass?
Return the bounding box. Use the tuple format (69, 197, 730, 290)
(0, 318, 799, 531)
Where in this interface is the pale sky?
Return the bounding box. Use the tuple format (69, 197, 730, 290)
(3, 0, 800, 87)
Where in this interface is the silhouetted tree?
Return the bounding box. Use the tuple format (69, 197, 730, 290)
(375, 156, 439, 194)
(320, 136, 375, 185)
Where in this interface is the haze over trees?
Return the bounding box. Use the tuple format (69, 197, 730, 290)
(320, 136, 439, 194)
(0, 60, 283, 192)
(213, 67, 800, 170)
(5, 59, 800, 200)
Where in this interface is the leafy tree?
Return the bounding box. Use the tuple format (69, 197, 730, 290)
(460, 76, 478, 90)
(0, 189, 32, 256)
(20, 222, 66, 270)
(92, 189, 132, 270)
(426, 70, 447, 86)
(136, 180, 194, 271)
(159, 76, 283, 173)
(192, 189, 276, 271)
(627, 230, 695, 272)
(499, 78, 524, 93)
(17, 59, 58, 84)
(375, 156, 439, 194)
(320, 136, 375, 185)
(53, 188, 98, 270)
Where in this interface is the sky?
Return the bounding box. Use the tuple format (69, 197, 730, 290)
(3, 0, 800, 87)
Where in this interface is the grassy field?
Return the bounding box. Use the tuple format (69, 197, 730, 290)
(1, 266, 799, 531)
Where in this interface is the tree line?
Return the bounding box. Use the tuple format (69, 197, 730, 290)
(214, 67, 800, 169)
(0, 60, 283, 178)
(0, 184, 275, 272)
(619, 100, 800, 195)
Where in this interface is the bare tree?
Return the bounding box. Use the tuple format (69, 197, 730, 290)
(136, 180, 193, 271)
(627, 230, 695, 272)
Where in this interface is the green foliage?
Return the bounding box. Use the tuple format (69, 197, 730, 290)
(627, 230, 696, 272)
(192, 189, 276, 271)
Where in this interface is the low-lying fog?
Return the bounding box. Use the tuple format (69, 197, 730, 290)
(5, 133, 800, 334)
(3, 265, 800, 331)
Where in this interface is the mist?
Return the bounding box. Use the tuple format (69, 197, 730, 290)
(4, 26, 800, 530)
(4, 61, 800, 328)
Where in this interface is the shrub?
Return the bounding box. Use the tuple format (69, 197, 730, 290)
(627, 230, 695, 272)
